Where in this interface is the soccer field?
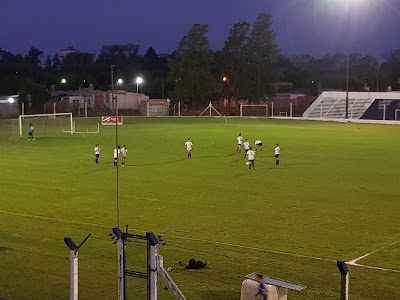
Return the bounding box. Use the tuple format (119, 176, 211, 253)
(0, 117, 400, 299)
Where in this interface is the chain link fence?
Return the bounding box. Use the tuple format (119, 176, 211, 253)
(1, 230, 400, 299)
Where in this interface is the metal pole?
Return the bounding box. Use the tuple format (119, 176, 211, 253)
(70, 114, 74, 135)
(290, 102, 293, 118)
(178, 101, 181, 117)
(271, 102, 274, 117)
(147, 232, 159, 300)
(113, 228, 126, 300)
(70, 250, 78, 300)
(85, 101, 88, 118)
(22, 102, 25, 116)
(240, 104, 243, 117)
(112, 65, 120, 229)
(136, 83, 139, 110)
(337, 261, 349, 300)
(209, 102, 211, 117)
(19, 115, 22, 138)
(383, 103, 386, 121)
(345, 54, 349, 119)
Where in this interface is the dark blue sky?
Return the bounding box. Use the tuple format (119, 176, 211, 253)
(1, 0, 399, 58)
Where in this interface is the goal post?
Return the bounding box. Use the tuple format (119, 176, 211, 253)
(19, 112, 74, 138)
(240, 104, 268, 117)
(395, 109, 400, 122)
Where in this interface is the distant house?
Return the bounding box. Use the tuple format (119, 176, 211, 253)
(60, 47, 80, 59)
(0, 95, 19, 117)
(47, 85, 150, 116)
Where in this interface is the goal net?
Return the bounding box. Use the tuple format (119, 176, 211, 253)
(240, 104, 268, 117)
(19, 113, 73, 138)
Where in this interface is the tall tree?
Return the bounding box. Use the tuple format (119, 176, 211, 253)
(246, 14, 280, 101)
(380, 50, 400, 91)
(215, 21, 251, 103)
(168, 24, 213, 109)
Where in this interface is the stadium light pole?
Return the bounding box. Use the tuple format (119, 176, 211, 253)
(111, 65, 120, 228)
(345, 54, 349, 119)
(136, 76, 143, 109)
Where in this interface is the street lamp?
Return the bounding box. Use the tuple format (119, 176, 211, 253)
(135, 77, 143, 108)
(61, 78, 67, 84)
(117, 78, 123, 85)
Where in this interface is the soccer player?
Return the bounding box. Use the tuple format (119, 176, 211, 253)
(243, 139, 250, 158)
(246, 146, 255, 170)
(28, 123, 35, 140)
(275, 143, 280, 166)
(185, 139, 193, 158)
(94, 144, 100, 164)
(121, 145, 127, 166)
(237, 133, 243, 152)
(255, 140, 263, 152)
(113, 145, 121, 166)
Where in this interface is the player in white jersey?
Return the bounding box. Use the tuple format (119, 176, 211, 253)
(121, 145, 127, 166)
(274, 144, 280, 166)
(243, 139, 250, 158)
(255, 140, 263, 152)
(246, 147, 256, 170)
(237, 133, 243, 152)
(185, 139, 193, 158)
(94, 144, 100, 164)
(113, 146, 121, 166)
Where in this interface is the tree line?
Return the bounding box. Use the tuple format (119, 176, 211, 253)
(1, 13, 400, 112)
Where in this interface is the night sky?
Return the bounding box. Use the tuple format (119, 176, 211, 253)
(1, 0, 399, 58)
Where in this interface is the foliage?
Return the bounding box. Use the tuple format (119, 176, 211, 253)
(0, 13, 400, 104)
(169, 24, 214, 109)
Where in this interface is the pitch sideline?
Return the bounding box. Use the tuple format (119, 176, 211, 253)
(1, 209, 400, 273)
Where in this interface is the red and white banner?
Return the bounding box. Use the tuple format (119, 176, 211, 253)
(101, 116, 123, 125)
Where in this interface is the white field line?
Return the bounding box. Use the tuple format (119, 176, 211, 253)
(346, 241, 400, 273)
(2, 209, 400, 273)
(0, 209, 333, 263)
(347, 241, 399, 265)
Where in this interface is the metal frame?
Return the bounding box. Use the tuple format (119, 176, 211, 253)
(240, 104, 268, 117)
(199, 102, 223, 117)
(395, 109, 400, 122)
(63, 234, 91, 300)
(19, 112, 73, 137)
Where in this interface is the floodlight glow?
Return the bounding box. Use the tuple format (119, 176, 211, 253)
(117, 78, 123, 85)
(61, 78, 67, 84)
(8, 97, 15, 103)
(136, 77, 143, 84)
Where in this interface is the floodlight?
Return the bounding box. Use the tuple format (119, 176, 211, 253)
(61, 78, 67, 84)
(136, 77, 143, 84)
(8, 97, 15, 103)
(117, 78, 123, 85)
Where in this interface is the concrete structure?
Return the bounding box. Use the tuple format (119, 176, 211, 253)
(0, 95, 19, 117)
(303, 91, 400, 120)
(48, 86, 150, 115)
(140, 99, 170, 117)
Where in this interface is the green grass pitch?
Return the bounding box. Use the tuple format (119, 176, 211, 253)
(0, 117, 399, 299)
